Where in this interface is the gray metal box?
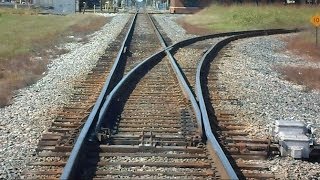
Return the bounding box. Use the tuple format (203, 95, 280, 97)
(275, 120, 307, 136)
(279, 134, 310, 158)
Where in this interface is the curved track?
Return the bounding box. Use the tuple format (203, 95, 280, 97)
(62, 12, 237, 179)
(81, 53, 218, 179)
(195, 30, 297, 179)
(24, 11, 298, 180)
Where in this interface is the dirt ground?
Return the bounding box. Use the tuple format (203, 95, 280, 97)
(281, 33, 320, 91)
(177, 18, 214, 35)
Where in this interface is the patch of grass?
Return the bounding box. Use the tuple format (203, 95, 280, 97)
(279, 30, 320, 90)
(184, 4, 320, 32)
(0, 7, 39, 15)
(0, 12, 108, 59)
(276, 66, 320, 91)
(0, 8, 108, 107)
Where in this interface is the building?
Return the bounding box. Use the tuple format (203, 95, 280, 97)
(34, 0, 76, 14)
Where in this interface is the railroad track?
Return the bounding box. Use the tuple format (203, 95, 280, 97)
(195, 30, 298, 179)
(24, 14, 137, 179)
(60, 12, 235, 179)
(23, 16, 134, 179)
(24, 11, 298, 179)
(79, 56, 219, 179)
(162, 28, 293, 178)
(170, 36, 273, 178)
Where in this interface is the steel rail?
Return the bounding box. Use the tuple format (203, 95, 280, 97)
(169, 29, 282, 52)
(195, 29, 298, 180)
(61, 11, 298, 178)
(146, 13, 204, 137)
(60, 13, 138, 180)
(144, 20, 289, 139)
(95, 50, 165, 129)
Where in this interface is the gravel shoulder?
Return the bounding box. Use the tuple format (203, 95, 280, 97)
(219, 35, 320, 139)
(154, 14, 320, 179)
(216, 35, 320, 179)
(0, 13, 130, 179)
(153, 14, 196, 43)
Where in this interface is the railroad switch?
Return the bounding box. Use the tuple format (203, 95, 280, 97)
(271, 120, 318, 159)
(186, 135, 202, 147)
(97, 128, 111, 142)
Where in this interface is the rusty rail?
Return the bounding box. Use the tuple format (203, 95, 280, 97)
(60, 13, 138, 179)
(196, 29, 298, 179)
(61, 10, 299, 179)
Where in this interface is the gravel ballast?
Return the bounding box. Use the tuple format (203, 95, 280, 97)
(154, 14, 320, 179)
(0, 14, 130, 179)
(218, 35, 320, 139)
(153, 14, 195, 43)
(1, 12, 319, 179)
(216, 35, 320, 179)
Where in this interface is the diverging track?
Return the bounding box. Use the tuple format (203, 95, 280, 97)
(62, 12, 238, 179)
(82, 54, 218, 179)
(25, 11, 298, 180)
(195, 29, 298, 179)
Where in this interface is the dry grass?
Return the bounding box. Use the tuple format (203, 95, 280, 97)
(0, 8, 108, 107)
(277, 66, 320, 91)
(0, 54, 48, 106)
(0, 7, 39, 15)
(70, 16, 108, 35)
(183, 4, 319, 32)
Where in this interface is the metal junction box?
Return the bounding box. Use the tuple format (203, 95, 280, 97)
(278, 134, 310, 159)
(273, 120, 314, 159)
(275, 120, 307, 135)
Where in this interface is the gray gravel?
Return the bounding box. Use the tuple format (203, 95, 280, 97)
(218, 35, 320, 139)
(0, 13, 130, 179)
(216, 34, 320, 179)
(153, 14, 196, 43)
(155, 16, 320, 179)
